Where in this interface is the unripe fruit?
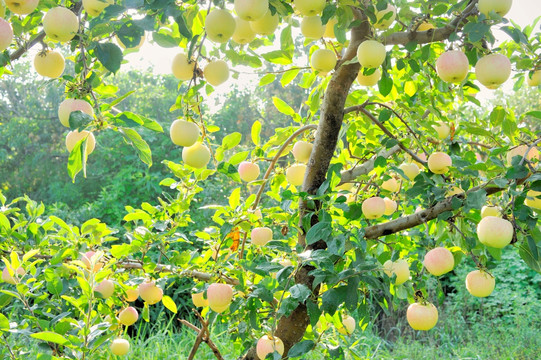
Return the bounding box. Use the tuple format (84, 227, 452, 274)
(383, 197, 397, 216)
(66, 131, 96, 155)
(323, 18, 337, 38)
(356, 40, 386, 68)
(118, 307, 139, 326)
(292, 141, 313, 163)
(5, 0, 38, 15)
(238, 161, 260, 182)
(58, 99, 94, 128)
(424, 247, 454, 276)
(383, 259, 409, 285)
(125, 288, 139, 302)
(436, 50, 469, 83)
(251, 226, 272, 246)
(407, 302, 438, 330)
(232, 17, 256, 44)
(428, 152, 452, 174)
(0, 18, 13, 51)
(293, 0, 325, 16)
(256, 335, 284, 360)
(433, 122, 450, 139)
(171, 53, 196, 81)
(475, 53, 511, 89)
(525, 190, 541, 210)
(204, 60, 229, 86)
(381, 178, 399, 193)
(81, 251, 103, 272)
(310, 48, 337, 74)
(477, 216, 513, 248)
(466, 270, 495, 297)
(374, 4, 396, 29)
(207, 283, 233, 313)
(249, 10, 279, 35)
(138, 281, 163, 305)
(286, 164, 306, 186)
(83, 0, 113, 17)
(170, 120, 200, 147)
(506, 145, 539, 165)
(234, 0, 268, 21)
(526, 70, 541, 86)
(95, 279, 115, 299)
(192, 291, 208, 307)
(399, 163, 420, 180)
(182, 142, 211, 169)
(301, 16, 325, 39)
(481, 205, 501, 218)
(336, 315, 356, 335)
(362, 196, 386, 219)
(205, 9, 236, 43)
(110, 339, 130, 356)
(34, 50, 65, 78)
(2, 266, 25, 285)
(478, 0, 512, 17)
(357, 68, 381, 86)
(43, 7, 79, 42)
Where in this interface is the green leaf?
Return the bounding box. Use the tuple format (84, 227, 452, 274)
(288, 340, 315, 358)
(67, 138, 85, 181)
(31, 331, 70, 346)
(289, 284, 311, 302)
(378, 75, 393, 97)
(280, 68, 300, 87)
(0, 313, 9, 331)
(229, 187, 241, 208)
(305, 222, 332, 245)
(525, 110, 541, 119)
(0, 213, 10, 231)
(69, 111, 93, 129)
(272, 97, 295, 116)
(95, 43, 123, 74)
(259, 73, 275, 86)
(119, 128, 153, 167)
(221, 132, 242, 150)
(161, 295, 178, 314)
(175, 12, 192, 40)
(251, 121, 261, 146)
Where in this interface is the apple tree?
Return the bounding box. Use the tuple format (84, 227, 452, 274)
(1, 0, 541, 359)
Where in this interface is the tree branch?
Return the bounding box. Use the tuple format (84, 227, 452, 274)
(339, 144, 401, 184)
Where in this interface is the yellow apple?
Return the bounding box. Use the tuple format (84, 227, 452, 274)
(525, 190, 541, 210)
(66, 131, 96, 155)
(95, 279, 115, 299)
(170, 119, 199, 147)
(171, 53, 196, 81)
(310, 48, 337, 73)
(234, 0, 268, 21)
(428, 152, 452, 174)
(336, 315, 356, 335)
(506, 144, 539, 165)
(417, 21, 435, 31)
(256, 335, 284, 360)
(33, 50, 65, 78)
(381, 177, 399, 193)
(5, 0, 38, 15)
(249, 9, 279, 35)
(399, 163, 420, 180)
(2, 266, 25, 285)
(286, 164, 307, 186)
(43, 7, 79, 43)
(407, 302, 438, 330)
(293, 0, 325, 16)
(383, 259, 409, 285)
(116, 33, 145, 49)
(478, 0, 512, 17)
(232, 17, 256, 44)
(465, 270, 495, 297)
(205, 9, 236, 43)
(58, 99, 94, 127)
(477, 216, 514, 248)
(433, 122, 450, 139)
(336, 182, 354, 191)
(0, 18, 13, 51)
(204, 60, 229, 86)
(192, 291, 208, 307)
(481, 205, 501, 218)
(383, 197, 397, 216)
(182, 142, 211, 168)
(83, 0, 113, 17)
(118, 307, 138, 326)
(362, 196, 386, 219)
(207, 283, 233, 313)
(324, 17, 337, 38)
(301, 15, 325, 39)
(475, 53, 511, 89)
(526, 70, 541, 86)
(251, 226, 272, 245)
(423, 247, 454, 276)
(374, 4, 396, 30)
(357, 40, 386, 68)
(292, 141, 313, 163)
(138, 281, 163, 305)
(435, 50, 469, 83)
(357, 68, 381, 86)
(447, 186, 465, 197)
(238, 161, 260, 182)
(125, 288, 139, 302)
(110, 339, 130, 356)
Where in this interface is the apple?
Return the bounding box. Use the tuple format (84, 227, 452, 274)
(525, 190, 541, 210)
(506, 145, 539, 165)
(293, 0, 325, 16)
(232, 17, 256, 44)
(428, 152, 452, 174)
(357, 40, 386, 68)
(256, 335, 284, 360)
(407, 302, 438, 331)
(383, 197, 397, 216)
(0, 18, 13, 51)
(478, 0, 512, 17)
(310, 48, 337, 73)
(362, 196, 386, 219)
(238, 161, 260, 182)
(475, 53, 511, 89)
(192, 291, 208, 307)
(526, 70, 541, 86)
(286, 164, 307, 187)
(205, 9, 236, 43)
(2, 266, 25, 285)
(423, 247, 454, 276)
(477, 216, 513, 248)
(171, 53, 196, 81)
(170, 119, 200, 147)
(138, 281, 163, 305)
(466, 270, 495, 297)
(207, 283, 233, 313)
(381, 177, 399, 193)
(412, 152, 427, 168)
(33, 50, 65, 78)
(336, 182, 354, 191)
(435, 50, 469, 83)
(251, 226, 272, 245)
(417, 21, 435, 31)
(250, 10, 279, 35)
(399, 163, 420, 180)
(433, 122, 450, 139)
(58, 99, 94, 127)
(81, 251, 103, 272)
(336, 315, 356, 335)
(383, 259, 409, 285)
(125, 288, 139, 302)
(234, 0, 268, 21)
(110, 339, 130, 356)
(116, 33, 145, 49)
(447, 186, 464, 197)
(83, 0, 113, 17)
(357, 68, 381, 86)
(95, 279, 115, 299)
(5, 0, 38, 15)
(292, 141, 313, 163)
(182, 142, 211, 169)
(43, 7, 79, 43)
(118, 307, 138, 326)
(204, 60, 229, 86)
(66, 131, 96, 155)
(301, 16, 325, 39)
(374, 4, 396, 30)
(324, 17, 337, 38)
(481, 205, 501, 218)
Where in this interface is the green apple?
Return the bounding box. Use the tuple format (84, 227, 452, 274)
(118, 307, 138, 326)
(192, 291, 208, 307)
(171, 53, 196, 81)
(465, 270, 495, 297)
(407, 302, 438, 330)
(383, 259, 409, 285)
(323, 17, 337, 38)
(110, 339, 130, 356)
(399, 162, 420, 180)
(33, 50, 65, 78)
(43, 7, 79, 42)
(234, 0, 268, 21)
(336, 315, 356, 335)
(249, 9, 279, 35)
(204, 60, 229, 86)
(58, 99, 94, 127)
(525, 190, 541, 210)
(5, 0, 38, 15)
(66, 130, 96, 155)
(481, 205, 501, 218)
(182, 142, 211, 168)
(251, 226, 272, 245)
(82, 0, 113, 17)
(357, 68, 381, 86)
(293, 0, 325, 16)
(286, 164, 306, 186)
(232, 17, 256, 44)
(170, 119, 200, 147)
(374, 4, 396, 29)
(205, 9, 236, 43)
(433, 122, 450, 139)
(292, 141, 313, 163)
(478, 0, 512, 17)
(301, 15, 325, 39)
(310, 48, 337, 74)
(356, 40, 386, 68)
(527, 70, 541, 86)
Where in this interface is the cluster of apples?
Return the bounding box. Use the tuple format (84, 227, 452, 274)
(169, 119, 211, 169)
(192, 283, 234, 313)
